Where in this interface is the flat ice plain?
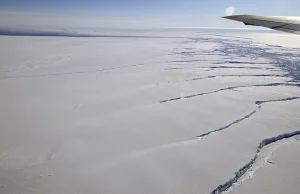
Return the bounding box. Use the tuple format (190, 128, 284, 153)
(0, 29, 300, 194)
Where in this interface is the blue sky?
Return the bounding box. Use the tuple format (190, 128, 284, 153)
(0, 0, 299, 28)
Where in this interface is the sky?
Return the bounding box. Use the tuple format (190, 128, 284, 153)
(0, 0, 299, 28)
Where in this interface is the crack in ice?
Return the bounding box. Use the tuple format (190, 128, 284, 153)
(195, 106, 260, 139)
(160, 83, 299, 103)
(211, 130, 300, 194)
(164, 66, 279, 71)
(193, 96, 300, 140)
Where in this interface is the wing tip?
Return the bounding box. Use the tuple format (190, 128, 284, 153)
(222, 15, 253, 19)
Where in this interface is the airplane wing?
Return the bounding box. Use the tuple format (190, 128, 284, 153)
(223, 15, 300, 34)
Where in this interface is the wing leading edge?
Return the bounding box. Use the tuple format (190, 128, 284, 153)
(223, 15, 300, 34)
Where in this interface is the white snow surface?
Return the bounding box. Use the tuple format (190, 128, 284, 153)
(0, 29, 300, 194)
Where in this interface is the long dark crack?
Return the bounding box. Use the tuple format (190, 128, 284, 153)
(256, 96, 300, 105)
(186, 74, 285, 82)
(164, 66, 279, 71)
(193, 96, 300, 140)
(213, 61, 271, 65)
(211, 130, 300, 194)
(196, 106, 260, 139)
(208, 66, 277, 70)
(160, 83, 299, 103)
(160, 74, 286, 86)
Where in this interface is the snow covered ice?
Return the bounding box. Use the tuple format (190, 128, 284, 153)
(0, 29, 300, 194)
